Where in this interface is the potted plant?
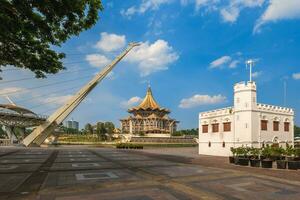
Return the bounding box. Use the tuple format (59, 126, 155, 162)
(288, 148, 300, 170)
(229, 147, 236, 164)
(261, 145, 273, 168)
(236, 146, 249, 166)
(295, 148, 300, 169)
(274, 147, 287, 169)
(249, 147, 260, 167)
(286, 145, 297, 170)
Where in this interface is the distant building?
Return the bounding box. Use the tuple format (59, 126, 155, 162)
(120, 86, 179, 137)
(199, 81, 294, 156)
(64, 120, 79, 131)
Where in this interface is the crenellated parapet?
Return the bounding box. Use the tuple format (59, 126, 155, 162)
(200, 107, 234, 118)
(234, 81, 256, 92)
(256, 103, 294, 115)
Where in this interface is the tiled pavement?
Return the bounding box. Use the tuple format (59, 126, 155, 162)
(0, 147, 299, 200)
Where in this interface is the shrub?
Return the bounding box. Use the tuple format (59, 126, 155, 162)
(116, 143, 143, 149)
(271, 146, 285, 159)
(230, 147, 237, 157)
(249, 147, 260, 159)
(236, 146, 249, 158)
(261, 145, 273, 159)
(294, 148, 300, 158)
(285, 144, 295, 157)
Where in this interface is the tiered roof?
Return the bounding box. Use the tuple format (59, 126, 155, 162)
(128, 87, 170, 113)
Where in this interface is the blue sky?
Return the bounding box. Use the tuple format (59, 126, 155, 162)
(1, 0, 300, 129)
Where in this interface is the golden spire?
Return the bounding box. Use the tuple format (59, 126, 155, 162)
(137, 85, 160, 110)
(127, 85, 170, 113)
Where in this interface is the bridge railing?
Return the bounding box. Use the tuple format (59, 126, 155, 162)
(0, 110, 48, 120)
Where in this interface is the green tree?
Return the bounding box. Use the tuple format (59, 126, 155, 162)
(0, 0, 103, 78)
(104, 121, 115, 141)
(295, 125, 300, 137)
(173, 128, 198, 136)
(104, 122, 115, 134)
(96, 122, 106, 140)
(84, 123, 93, 134)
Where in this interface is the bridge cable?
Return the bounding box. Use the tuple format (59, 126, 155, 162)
(0, 75, 92, 96)
(14, 83, 85, 105)
(0, 67, 97, 84)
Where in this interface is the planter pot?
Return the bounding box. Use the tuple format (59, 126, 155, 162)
(286, 156, 294, 161)
(288, 161, 300, 170)
(234, 157, 239, 165)
(238, 158, 249, 166)
(250, 159, 260, 167)
(276, 160, 287, 169)
(229, 156, 235, 164)
(294, 157, 300, 161)
(271, 156, 282, 161)
(261, 160, 273, 168)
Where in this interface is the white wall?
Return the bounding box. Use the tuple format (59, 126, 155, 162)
(198, 81, 294, 157)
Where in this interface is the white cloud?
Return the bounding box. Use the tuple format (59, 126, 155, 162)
(0, 87, 27, 97)
(209, 56, 232, 69)
(220, 7, 240, 23)
(41, 95, 73, 106)
(181, 0, 219, 11)
(254, 0, 300, 33)
(95, 32, 126, 52)
(85, 54, 111, 68)
(121, 7, 137, 17)
(292, 73, 300, 80)
(125, 40, 179, 76)
(179, 94, 226, 108)
(121, 0, 172, 17)
(229, 60, 240, 68)
(252, 71, 263, 78)
(182, 0, 264, 23)
(232, 0, 265, 8)
(195, 0, 217, 11)
(121, 96, 142, 108)
(221, 0, 265, 23)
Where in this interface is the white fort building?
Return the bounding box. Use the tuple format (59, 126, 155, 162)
(198, 79, 294, 156)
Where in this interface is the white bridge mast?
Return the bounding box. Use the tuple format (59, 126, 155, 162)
(23, 42, 140, 146)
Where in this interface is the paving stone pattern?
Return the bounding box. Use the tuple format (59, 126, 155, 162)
(0, 147, 299, 200)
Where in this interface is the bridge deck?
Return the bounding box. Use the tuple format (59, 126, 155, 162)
(0, 111, 47, 127)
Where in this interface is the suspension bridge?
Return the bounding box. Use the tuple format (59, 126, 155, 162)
(0, 43, 140, 146)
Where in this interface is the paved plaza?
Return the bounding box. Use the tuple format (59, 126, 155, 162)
(0, 147, 300, 200)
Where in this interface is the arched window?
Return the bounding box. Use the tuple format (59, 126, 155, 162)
(223, 122, 231, 132)
(202, 125, 208, 133)
(284, 122, 290, 132)
(208, 141, 211, 147)
(212, 120, 219, 133)
(222, 141, 225, 148)
(273, 118, 279, 131)
(261, 119, 268, 131)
